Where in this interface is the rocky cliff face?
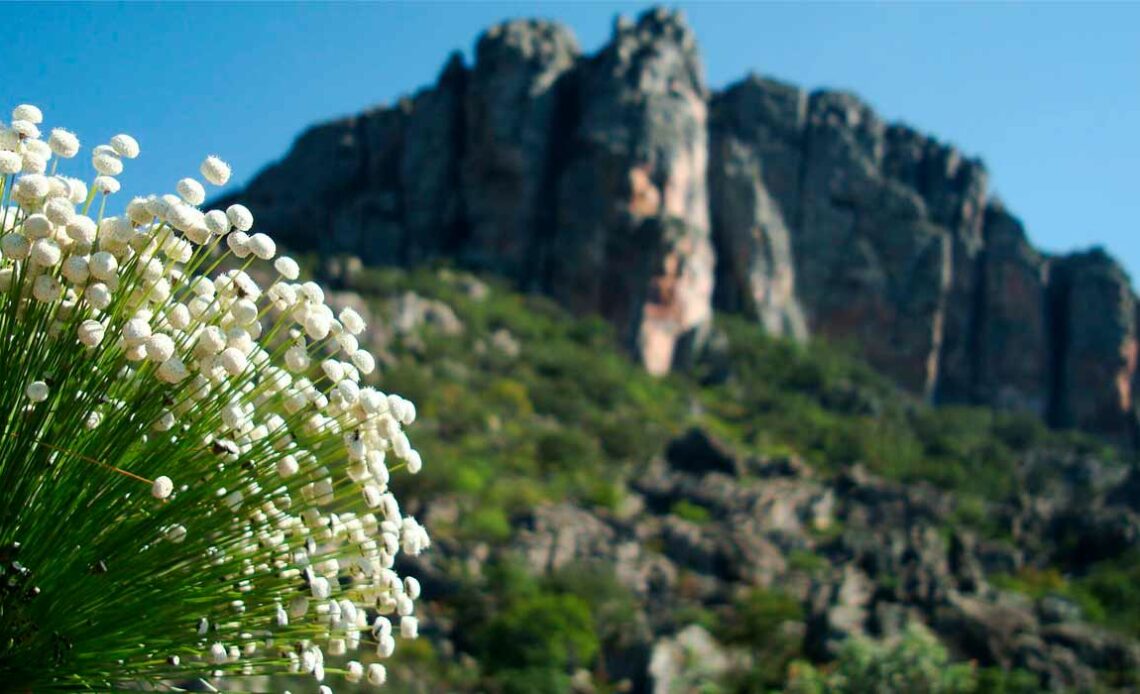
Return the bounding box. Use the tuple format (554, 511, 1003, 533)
(232, 7, 1139, 441)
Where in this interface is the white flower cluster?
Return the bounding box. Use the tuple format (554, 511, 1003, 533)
(0, 104, 429, 690)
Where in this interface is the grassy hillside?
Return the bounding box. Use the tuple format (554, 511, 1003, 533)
(322, 262, 1137, 692)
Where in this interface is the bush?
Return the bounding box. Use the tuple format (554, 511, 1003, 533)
(718, 588, 805, 690)
(671, 499, 713, 524)
(785, 624, 975, 693)
(481, 594, 599, 674)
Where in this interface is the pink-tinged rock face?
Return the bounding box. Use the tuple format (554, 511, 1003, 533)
(548, 8, 715, 372)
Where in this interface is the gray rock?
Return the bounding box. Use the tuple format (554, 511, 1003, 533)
(647, 625, 730, 694)
(462, 20, 579, 279)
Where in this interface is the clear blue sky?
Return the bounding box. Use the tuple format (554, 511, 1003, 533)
(4, 2, 1138, 279)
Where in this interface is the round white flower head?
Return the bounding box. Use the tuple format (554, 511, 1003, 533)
(30, 238, 61, 267)
(273, 256, 300, 280)
(176, 178, 206, 206)
(44, 198, 74, 226)
(48, 128, 80, 158)
(200, 155, 231, 186)
(92, 152, 123, 176)
(14, 174, 50, 200)
(109, 133, 140, 158)
(21, 151, 47, 174)
(345, 661, 363, 683)
(204, 209, 230, 236)
(12, 104, 43, 123)
(151, 475, 174, 499)
(367, 663, 387, 686)
(62, 177, 89, 204)
(93, 176, 120, 195)
(226, 204, 253, 232)
(77, 319, 106, 347)
(339, 307, 366, 336)
(23, 214, 53, 240)
(0, 151, 21, 174)
(25, 380, 49, 402)
(400, 616, 418, 639)
(11, 119, 41, 140)
(247, 233, 275, 260)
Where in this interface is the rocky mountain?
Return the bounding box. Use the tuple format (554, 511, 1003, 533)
(304, 263, 1140, 692)
(229, 7, 1140, 443)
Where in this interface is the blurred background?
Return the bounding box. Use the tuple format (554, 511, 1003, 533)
(7, 3, 1140, 692)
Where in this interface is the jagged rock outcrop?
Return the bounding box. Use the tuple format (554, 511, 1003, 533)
(229, 7, 1139, 440)
(547, 9, 714, 374)
(708, 76, 807, 340)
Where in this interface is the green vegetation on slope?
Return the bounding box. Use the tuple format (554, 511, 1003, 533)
(333, 263, 1130, 691)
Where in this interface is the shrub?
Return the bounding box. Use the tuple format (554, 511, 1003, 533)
(0, 105, 429, 690)
(785, 624, 975, 693)
(481, 594, 599, 673)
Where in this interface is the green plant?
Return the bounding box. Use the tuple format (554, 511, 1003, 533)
(481, 594, 599, 673)
(785, 624, 975, 693)
(671, 499, 713, 524)
(0, 105, 428, 690)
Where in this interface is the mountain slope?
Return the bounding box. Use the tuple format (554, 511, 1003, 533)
(314, 260, 1140, 692)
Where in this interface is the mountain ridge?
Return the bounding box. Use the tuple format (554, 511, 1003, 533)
(228, 6, 1140, 443)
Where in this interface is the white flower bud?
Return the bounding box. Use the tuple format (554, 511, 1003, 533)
(123, 317, 151, 346)
(274, 256, 300, 280)
(109, 133, 140, 159)
(30, 238, 61, 266)
(48, 128, 80, 158)
(310, 576, 330, 600)
(88, 252, 119, 283)
(67, 216, 97, 245)
(0, 151, 21, 174)
(345, 660, 363, 683)
(351, 350, 376, 375)
(220, 347, 248, 376)
(26, 380, 49, 402)
(339, 307, 366, 336)
(367, 663, 387, 686)
(23, 214, 53, 240)
(14, 174, 50, 200)
(0, 233, 29, 260)
(92, 152, 123, 176)
(85, 283, 112, 310)
(157, 356, 189, 383)
(32, 274, 61, 302)
(126, 197, 153, 225)
(151, 475, 174, 499)
(62, 256, 89, 284)
(176, 177, 206, 206)
(11, 119, 40, 139)
(226, 230, 250, 257)
(13, 104, 43, 123)
(226, 204, 253, 232)
(145, 334, 176, 363)
(77, 319, 106, 347)
(200, 155, 231, 186)
(247, 233, 275, 260)
(93, 176, 120, 195)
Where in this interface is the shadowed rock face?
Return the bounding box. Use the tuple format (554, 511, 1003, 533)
(228, 6, 1139, 441)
